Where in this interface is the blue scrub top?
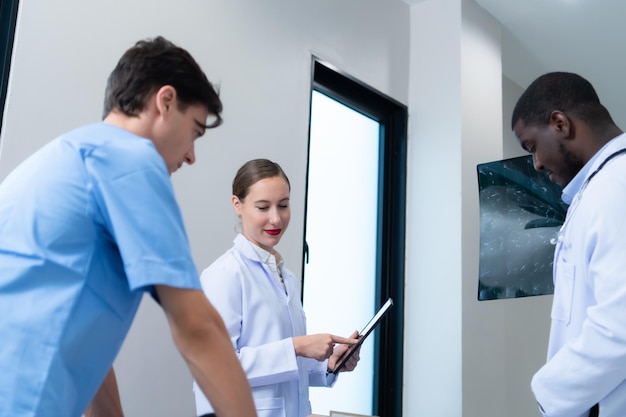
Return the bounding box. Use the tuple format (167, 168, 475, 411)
(0, 123, 200, 417)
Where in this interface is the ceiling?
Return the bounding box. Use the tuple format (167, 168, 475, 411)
(474, 0, 626, 127)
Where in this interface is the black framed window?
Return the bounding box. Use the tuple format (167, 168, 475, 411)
(0, 0, 19, 133)
(303, 60, 407, 417)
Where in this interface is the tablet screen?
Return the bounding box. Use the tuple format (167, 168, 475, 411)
(330, 297, 393, 374)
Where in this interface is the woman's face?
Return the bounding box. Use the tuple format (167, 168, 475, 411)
(233, 176, 291, 252)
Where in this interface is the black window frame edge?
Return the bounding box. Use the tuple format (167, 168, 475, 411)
(304, 58, 407, 417)
(0, 0, 19, 134)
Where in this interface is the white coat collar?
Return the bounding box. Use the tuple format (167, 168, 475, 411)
(562, 132, 626, 204)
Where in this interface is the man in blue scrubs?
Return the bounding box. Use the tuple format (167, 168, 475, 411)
(0, 36, 256, 417)
(513, 72, 626, 417)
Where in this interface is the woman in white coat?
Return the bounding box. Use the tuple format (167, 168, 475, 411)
(194, 158, 360, 417)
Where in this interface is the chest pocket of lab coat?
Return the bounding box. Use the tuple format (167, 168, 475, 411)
(255, 397, 286, 417)
(551, 261, 575, 325)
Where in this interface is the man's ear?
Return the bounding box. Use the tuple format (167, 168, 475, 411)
(155, 85, 177, 116)
(550, 110, 572, 138)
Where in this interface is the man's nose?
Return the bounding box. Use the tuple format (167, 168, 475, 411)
(184, 146, 196, 165)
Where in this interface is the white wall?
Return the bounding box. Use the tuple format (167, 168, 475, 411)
(405, 0, 550, 416)
(502, 75, 526, 159)
(0, 1, 409, 416)
(501, 73, 553, 416)
(460, 1, 508, 415)
(406, 0, 464, 414)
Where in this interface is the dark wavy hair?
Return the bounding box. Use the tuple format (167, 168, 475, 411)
(232, 159, 291, 201)
(103, 36, 222, 128)
(511, 72, 614, 130)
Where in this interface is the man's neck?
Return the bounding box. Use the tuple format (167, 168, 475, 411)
(103, 110, 153, 140)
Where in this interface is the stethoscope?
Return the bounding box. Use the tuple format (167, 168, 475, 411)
(550, 147, 626, 246)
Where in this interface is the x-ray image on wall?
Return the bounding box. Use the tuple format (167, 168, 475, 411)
(477, 155, 569, 301)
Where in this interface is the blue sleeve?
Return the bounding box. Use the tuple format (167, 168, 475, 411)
(87, 139, 200, 291)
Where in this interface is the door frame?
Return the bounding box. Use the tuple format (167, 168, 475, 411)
(303, 58, 407, 417)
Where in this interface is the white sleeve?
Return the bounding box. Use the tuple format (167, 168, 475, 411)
(200, 257, 299, 387)
(307, 358, 337, 387)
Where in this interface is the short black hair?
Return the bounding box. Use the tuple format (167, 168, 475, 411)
(103, 36, 222, 128)
(511, 72, 612, 130)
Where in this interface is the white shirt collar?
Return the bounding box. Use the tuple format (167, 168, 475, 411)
(249, 242, 285, 291)
(562, 133, 626, 204)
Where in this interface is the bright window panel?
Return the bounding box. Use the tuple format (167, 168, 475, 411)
(303, 90, 380, 415)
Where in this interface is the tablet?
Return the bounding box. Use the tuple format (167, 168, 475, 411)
(330, 297, 393, 374)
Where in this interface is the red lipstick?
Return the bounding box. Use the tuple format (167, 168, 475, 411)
(265, 229, 281, 236)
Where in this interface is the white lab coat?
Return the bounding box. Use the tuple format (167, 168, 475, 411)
(193, 234, 335, 417)
(531, 133, 626, 417)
